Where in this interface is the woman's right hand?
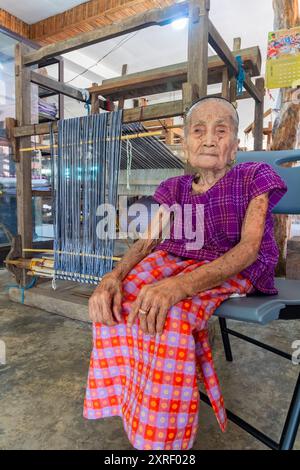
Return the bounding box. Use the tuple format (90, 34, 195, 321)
(88, 274, 123, 325)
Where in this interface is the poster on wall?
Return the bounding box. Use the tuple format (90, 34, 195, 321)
(266, 26, 300, 89)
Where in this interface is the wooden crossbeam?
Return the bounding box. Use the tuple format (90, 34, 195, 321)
(13, 122, 57, 138)
(12, 100, 183, 139)
(11, 90, 250, 140)
(124, 100, 183, 123)
(30, 71, 86, 102)
(208, 20, 263, 102)
(23, 2, 189, 66)
(88, 46, 261, 101)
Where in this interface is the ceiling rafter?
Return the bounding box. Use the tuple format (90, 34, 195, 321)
(0, 0, 174, 45)
(0, 8, 30, 38)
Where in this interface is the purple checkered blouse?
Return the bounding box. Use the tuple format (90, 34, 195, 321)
(152, 162, 287, 294)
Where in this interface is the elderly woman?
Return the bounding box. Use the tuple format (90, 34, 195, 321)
(84, 96, 287, 450)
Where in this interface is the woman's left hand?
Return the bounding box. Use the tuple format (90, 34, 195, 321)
(127, 277, 187, 336)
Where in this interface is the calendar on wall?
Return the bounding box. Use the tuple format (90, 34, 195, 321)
(266, 26, 300, 89)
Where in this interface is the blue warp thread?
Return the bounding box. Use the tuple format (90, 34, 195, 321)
(50, 111, 123, 285)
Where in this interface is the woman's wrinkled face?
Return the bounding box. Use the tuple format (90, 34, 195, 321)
(184, 100, 239, 171)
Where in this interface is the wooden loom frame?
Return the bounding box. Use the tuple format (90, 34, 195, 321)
(5, 0, 265, 286)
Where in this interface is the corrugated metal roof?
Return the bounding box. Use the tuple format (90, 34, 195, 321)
(120, 122, 184, 170)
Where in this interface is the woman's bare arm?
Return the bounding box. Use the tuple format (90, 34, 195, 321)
(103, 204, 172, 282)
(127, 193, 269, 334)
(179, 192, 269, 297)
(88, 203, 172, 324)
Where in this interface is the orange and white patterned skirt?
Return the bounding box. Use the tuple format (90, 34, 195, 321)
(83, 249, 253, 450)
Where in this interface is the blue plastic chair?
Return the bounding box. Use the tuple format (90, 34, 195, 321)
(202, 150, 300, 450)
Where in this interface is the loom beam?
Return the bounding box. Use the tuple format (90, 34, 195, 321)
(88, 47, 261, 102)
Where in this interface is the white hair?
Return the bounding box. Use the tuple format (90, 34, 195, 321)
(184, 97, 239, 138)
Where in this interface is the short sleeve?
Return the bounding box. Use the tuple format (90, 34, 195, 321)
(152, 178, 178, 207)
(248, 162, 287, 211)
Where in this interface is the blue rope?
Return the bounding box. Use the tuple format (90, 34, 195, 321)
(81, 89, 91, 115)
(84, 101, 91, 115)
(6, 276, 38, 304)
(236, 55, 245, 96)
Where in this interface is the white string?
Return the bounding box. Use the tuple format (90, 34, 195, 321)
(126, 138, 133, 190)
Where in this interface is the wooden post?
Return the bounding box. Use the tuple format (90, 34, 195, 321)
(182, 82, 194, 175)
(253, 77, 265, 150)
(185, 0, 210, 175)
(118, 64, 128, 110)
(91, 83, 100, 114)
(182, 82, 193, 117)
(5, 117, 19, 162)
(187, 0, 210, 102)
(229, 37, 241, 105)
(267, 121, 272, 150)
(221, 68, 229, 100)
(15, 43, 34, 284)
(164, 118, 174, 145)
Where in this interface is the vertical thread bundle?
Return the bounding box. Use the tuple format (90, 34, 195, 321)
(50, 111, 123, 284)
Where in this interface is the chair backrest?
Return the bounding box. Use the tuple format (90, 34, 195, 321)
(236, 150, 300, 215)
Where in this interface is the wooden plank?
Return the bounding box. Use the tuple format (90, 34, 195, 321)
(23, 2, 189, 66)
(122, 100, 183, 123)
(253, 77, 265, 150)
(142, 120, 183, 129)
(13, 122, 57, 138)
(15, 43, 34, 277)
(8, 283, 91, 323)
(88, 46, 261, 101)
(208, 20, 263, 102)
(30, 70, 86, 102)
(14, 104, 184, 139)
(187, 0, 210, 101)
(90, 61, 186, 99)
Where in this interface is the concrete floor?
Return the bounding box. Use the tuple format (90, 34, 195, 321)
(0, 268, 299, 450)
